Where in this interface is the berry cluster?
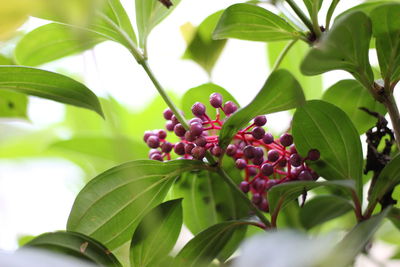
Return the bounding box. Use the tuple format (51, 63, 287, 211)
(143, 93, 320, 212)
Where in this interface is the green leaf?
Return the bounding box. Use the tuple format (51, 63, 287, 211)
(267, 180, 355, 214)
(15, 23, 106, 66)
(267, 41, 323, 100)
(0, 91, 28, 119)
(0, 0, 30, 40)
(369, 154, 400, 204)
(370, 3, 400, 83)
(388, 207, 400, 230)
(292, 100, 363, 197)
(0, 54, 13, 65)
(322, 80, 386, 134)
(174, 220, 253, 267)
(136, 0, 181, 48)
(182, 11, 227, 75)
(300, 195, 353, 229)
(219, 69, 305, 149)
(322, 208, 390, 267)
(67, 160, 206, 251)
(212, 3, 299, 42)
(24, 231, 122, 267)
(0, 66, 103, 117)
(303, 0, 323, 16)
(301, 12, 374, 89)
(181, 83, 239, 122)
(335, 1, 399, 21)
(130, 199, 183, 267)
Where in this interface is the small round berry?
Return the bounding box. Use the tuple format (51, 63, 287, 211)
(174, 123, 186, 137)
(267, 150, 280, 162)
(151, 153, 163, 161)
(148, 149, 161, 158)
(163, 108, 173, 120)
(184, 131, 196, 142)
(265, 179, 278, 190)
(240, 181, 250, 193)
(224, 101, 238, 115)
(171, 115, 179, 125)
(192, 146, 206, 160)
(235, 159, 247, 169)
(147, 136, 160, 148)
(254, 147, 264, 158)
(289, 145, 297, 154)
(192, 102, 206, 117)
(161, 142, 173, 153)
(248, 167, 258, 176)
(210, 93, 223, 108)
(262, 133, 274, 144)
(289, 154, 302, 167)
(143, 131, 154, 142)
(290, 168, 300, 178)
(166, 121, 175, 131)
(308, 149, 320, 161)
(298, 170, 313, 181)
(194, 136, 207, 147)
(252, 156, 264, 166)
(211, 146, 222, 157)
(259, 198, 269, 212)
(252, 127, 265, 140)
(254, 178, 266, 191)
(184, 143, 195, 154)
(158, 129, 167, 139)
(174, 142, 185, 155)
(261, 163, 274, 176)
(252, 193, 262, 204)
(243, 145, 256, 159)
(189, 118, 203, 125)
(254, 115, 267, 126)
(280, 133, 293, 147)
(278, 158, 287, 168)
(226, 144, 237, 157)
(190, 123, 203, 137)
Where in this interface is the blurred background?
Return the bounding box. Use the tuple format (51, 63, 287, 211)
(0, 0, 399, 265)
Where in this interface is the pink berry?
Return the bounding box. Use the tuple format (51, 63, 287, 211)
(192, 102, 206, 117)
(224, 101, 237, 115)
(163, 108, 173, 120)
(210, 93, 223, 108)
(254, 115, 267, 126)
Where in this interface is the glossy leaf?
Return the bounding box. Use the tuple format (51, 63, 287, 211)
(0, 91, 28, 119)
(292, 100, 363, 197)
(268, 41, 323, 99)
(369, 153, 400, 204)
(370, 3, 400, 83)
(181, 83, 239, 121)
(300, 195, 353, 229)
(303, 0, 323, 16)
(130, 199, 183, 267)
(67, 160, 206, 251)
(136, 0, 181, 48)
(322, 80, 386, 134)
(219, 69, 305, 149)
(24, 231, 122, 267)
(301, 12, 374, 88)
(268, 180, 355, 214)
(0, 66, 103, 117)
(174, 220, 253, 267)
(213, 3, 299, 42)
(182, 11, 227, 75)
(15, 23, 106, 66)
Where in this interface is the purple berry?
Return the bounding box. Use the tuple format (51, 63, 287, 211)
(254, 115, 267, 126)
(210, 93, 223, 108)
(265, 179, 278, 190)
(298, 170, 313, 181)
(190, 123, 203, 137)
(174, 142, 185, 155)
(166, 121, 175, 131)
(174, 123, 186, 137)
(194, 136, 207, 147)
(278, 158, 287, 168)
(254, 147, 264, 158)
(192, 102, 206, 117)
(248, 167, 258, 176)
(240, 181, 250, 193)
(254, 178, 266, 191)
(211, 146, 222, 157)
(261, 163, 274, 176)
(226, 144, 237, 157)
(161, 142, 173, 153)
(184, 143, 195, 155)
(252, 156, 264, 166)
(235, 159, 247, 169)
(158, 129, 167, 139)
(259, 198, 269, 212)
(192, 146, 206, 160)
(290, 154, 302, 167)
(163, 108, 173, 120)
(184, 131, 196, 142)
(267, 150, 280, 162)
(189, 118, 203, 125)
(252, 193, 262, 204)
(143, 131, 154, 142)
(147, 136, 160, 148)
(252, 127, 265, 140)
(280, 133, 293, 147)
(148, 149, 161, 158)
(151, 153, 163, 161)
(224, 101, 238, 115)
(308, 149, 320, 161)
(262, 133, 274, 144)
(290, 146, 297, 154)
(171, 115, 179, 125)
(243, 145, 256, 159)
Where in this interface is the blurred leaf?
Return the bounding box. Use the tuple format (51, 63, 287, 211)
(219, 69, 305, 149)
(182, 11, 227, 75)
(24, 231, 122, 267)
(136, 0, 181, 48)
(67, 160, 206, 251)
(303, 0, 323, 16)
(0, 91, 28, 119)
(292, 100, 363, 197)
(0, 66, 103, 117)
(0, 54, 13, 65)
(268, 180, 355, 214)
(130, 199, 183, 267)
(213, 3, 299, 42)
(300, 195, 353, 230)
(370, 3, 400, 83)
(174, 220, 254, 267)
(388, 207, 400, 230)
(0, 0, 31, 40)
(18, 235, 35, 247)
(322, 80, 386, 134)
(335, 1, 399, 20)
(301, 12, 374, 89)
(181, 83, 239, 121)
(369, 153, 400, 205)
(267, 41, 322, 99)
(15, 23, 106, 66)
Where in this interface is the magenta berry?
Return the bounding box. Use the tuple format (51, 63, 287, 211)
(171, 115, 179, 124)
(210, 93, 223, 108)
(163, 108, 173, 120)
(161, 142, 173, 153)
(235, 159, 247, 169)
(248, 167, 258, 176)
(298, 170, 313, 181)
(194, 136, 207, 147)
(174, 142, 185, 155)
(151, 153, 163, 161)
(190, 123, 203, 137)
(184, 131, 196, 142)
(174, 123, 186, 137)
(240, 181, 250, 193)
(261, 163, 274, 176)
(192, 146, 206, 160)
(267, 150, 280, 162)
(262, 133, 274, 144)
(149, 149, 161, 158)
(252, 127, 265, 140)
(243, 145, 256, 159)
(165, 121, 175, 131)
(252, 193, 262, 204)
(254, 147, 264, 158)
(278, 158, 287, 167)
(280, 133, 293, 147)
(226, 144, 237, 157)
(143, 131, 153, 142)
(289, 154, 302, 167)
(147, 136, 160, 148)
(184, 143, 195, 154)
(308, 149, 320, 161)
(189, 118, 203, 125)
(158, 129, 167, 139)
(254, 115, 267, 126)
(211, 146, 222, 157)
(192, 102, 206, 117)
(259, 198, 269, 212)
(224, 101, 237, 115)
(252, 156, 263, 166)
